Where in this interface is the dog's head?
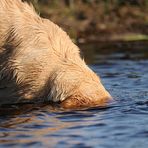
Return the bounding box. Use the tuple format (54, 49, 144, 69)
(48, 60, 112, 109)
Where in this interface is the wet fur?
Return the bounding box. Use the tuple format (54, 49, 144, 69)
(0, 0, 111, 108)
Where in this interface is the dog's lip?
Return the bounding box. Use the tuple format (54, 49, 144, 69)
(60, 96, 112, 109)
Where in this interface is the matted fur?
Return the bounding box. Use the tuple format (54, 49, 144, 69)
(0, 0, 111, 108)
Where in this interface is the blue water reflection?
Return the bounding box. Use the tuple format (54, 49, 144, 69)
(0, 54, 148, 148)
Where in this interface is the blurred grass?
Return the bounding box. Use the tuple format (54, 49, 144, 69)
(123, 34, 148, 41)
(24, 0, 148, 42)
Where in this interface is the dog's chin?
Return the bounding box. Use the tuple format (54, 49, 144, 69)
(60, 95, 112, 109)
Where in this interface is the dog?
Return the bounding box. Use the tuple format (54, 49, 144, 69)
(0, 0, 111, 108)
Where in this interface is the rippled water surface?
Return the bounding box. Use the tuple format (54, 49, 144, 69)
(0, 51, 148, 148)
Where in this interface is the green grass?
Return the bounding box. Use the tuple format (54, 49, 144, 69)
(123, 34, 148, 41)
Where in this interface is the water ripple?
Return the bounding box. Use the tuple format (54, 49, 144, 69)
(0, 59, 148, 148)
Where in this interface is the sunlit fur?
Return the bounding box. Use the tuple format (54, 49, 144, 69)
(0, 0, 111, 108)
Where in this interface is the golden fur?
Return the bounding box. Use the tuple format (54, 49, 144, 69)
(0, 0, 111, 108)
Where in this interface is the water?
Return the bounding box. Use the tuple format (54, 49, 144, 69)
(0, 45, 148, 148)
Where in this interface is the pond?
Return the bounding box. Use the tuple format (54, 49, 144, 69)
(0, 42, 148, 148)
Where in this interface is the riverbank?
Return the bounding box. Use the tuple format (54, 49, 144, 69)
(27, 0, 148, 43)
